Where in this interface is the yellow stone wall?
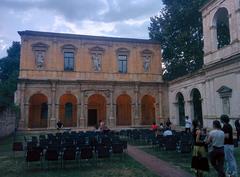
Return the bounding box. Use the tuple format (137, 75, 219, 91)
(19, 32, 163, 82)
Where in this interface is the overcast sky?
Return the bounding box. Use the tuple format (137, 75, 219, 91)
(0, 0, 163, 57)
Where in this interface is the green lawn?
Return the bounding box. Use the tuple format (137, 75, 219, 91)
(0, 133, 159, 177)
(141, 146, 240, 177)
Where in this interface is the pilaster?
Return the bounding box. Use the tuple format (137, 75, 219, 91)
(134, 84, 140, 126)
(157, 86, 163, 124)
(79, 90, 85, 128)
(108, 89, 115, 128)
(19, 82, 26, 128)
(49, 82, 56, 128)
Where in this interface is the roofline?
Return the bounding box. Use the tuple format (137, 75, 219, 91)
(18, 30, 161, 45)
(199, 0, 216, 12)
(168, 69, 205, 85)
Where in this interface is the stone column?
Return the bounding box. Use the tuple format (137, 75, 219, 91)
(55, 104, 59, 121)
(185, 100, 192, 119)
(77, 85, 81, 128)
(25, 104, 29, 129)
(134, 84, 140, 126)
(202, 16, 211, 56)
(79, 91, 85, 128)
(236, 8, 240, 41)
(77, 103, 81, 128)
(228, 13, 235, 43)
(157, 86, 163, 124)
(19, 82, 26, 129)
(210, 25, 217, 52)
(49, 82, 56, 128)
(109, 90, 115, 128)
(172, 102, 179, 125)
(204, 80, 210, 119)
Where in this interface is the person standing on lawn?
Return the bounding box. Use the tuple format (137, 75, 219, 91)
(235, 119, 240, 142)
(206, 120, 225, 177)
(221, 115, 238, 177)
(191, 119, 209, 177)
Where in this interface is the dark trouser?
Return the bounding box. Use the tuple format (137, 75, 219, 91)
(237, 131, 240, 141)
(185, 128, 191, 133)
(209, 148, 225, 177)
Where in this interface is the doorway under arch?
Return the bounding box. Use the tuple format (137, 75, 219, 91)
(59, 94, 77, 127)
(116, 94, 132, 126)
(141, 95, 155, 125)
(88, 94, 106, 127)
(29, 93, 48, 128)
(176, 92, 185, 126)
(191, 88, 203, 126)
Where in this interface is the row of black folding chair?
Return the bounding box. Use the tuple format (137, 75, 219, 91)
(26, 142, 125, 169)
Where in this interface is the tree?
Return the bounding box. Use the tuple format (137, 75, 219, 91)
(149, 0, 208, 80)
(0, 42, 20, 110)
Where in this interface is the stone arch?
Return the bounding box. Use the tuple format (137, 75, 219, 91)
(116, 94, 132, 126)
(87, 94, 106, 127)
(212, 7, 231, 49)
(59, 94, 77, 127)
(190, 88, 203, 126)
(176, 92, 185, 126)
(26, 90, 51, 104)
(141, 95, 156, 125)
(28, 93, 48, 128)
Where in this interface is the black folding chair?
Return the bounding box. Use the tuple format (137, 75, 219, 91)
(62, 147, 77, 168)
(79, 146, 94, 166)
(164, 136, 177, 151)
(45, 149, 60, 168)
(26, 148, 42, 168)
(12, 142, 23, 157)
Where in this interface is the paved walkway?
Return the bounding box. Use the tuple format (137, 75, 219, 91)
(127, 145, 194, 177)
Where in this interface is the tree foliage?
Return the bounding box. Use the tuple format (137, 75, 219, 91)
(0, 42, 20, 110)
(149, 0, 208, 80)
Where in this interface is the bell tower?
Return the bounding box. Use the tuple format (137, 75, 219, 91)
(200, 0, 240, 65)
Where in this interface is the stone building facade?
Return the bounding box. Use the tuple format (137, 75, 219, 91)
(168, 0, 240, 127)
(16, 0, 239, 130)
(16, 31, 168, 129)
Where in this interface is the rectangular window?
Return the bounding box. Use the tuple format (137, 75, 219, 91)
(118, 55, 127, 73)
(64, 52, 74, 71)
(222, 97, 230, 115)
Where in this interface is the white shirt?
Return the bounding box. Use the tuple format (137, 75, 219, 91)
(185, 118, 192, 128)
(208, 129, 224, 151)
(163, 130, 173, 136)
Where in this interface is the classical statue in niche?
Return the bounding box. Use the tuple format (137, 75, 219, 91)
(92, 53, 101, 71)
(35, 51, 45, 68)
(143, 55, 151, 72)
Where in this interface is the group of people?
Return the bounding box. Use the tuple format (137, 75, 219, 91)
(191, 115, 238, 177)
(151, 115, 239, 177)
(151, 118, 173, 137)
(95, 120, 110, 133)
(56, 119, 110, 133)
